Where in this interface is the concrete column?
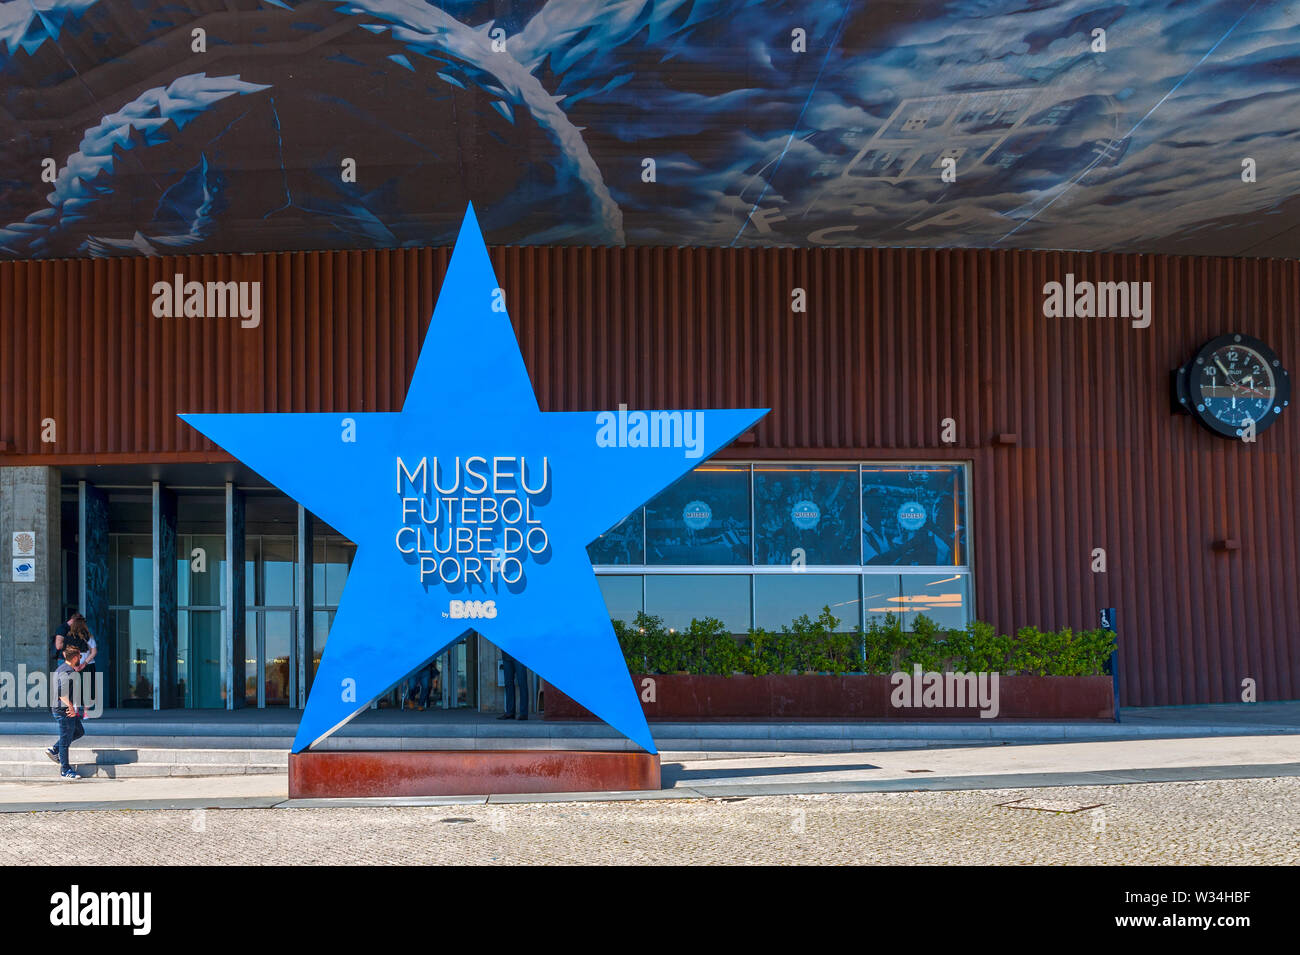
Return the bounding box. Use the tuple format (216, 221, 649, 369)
(78, 481, 109, 698)
(0, 466, 62, 678)
(294, 504, 314, 708)
(224, 482, 246, 709)
(152, 482, 178, 709)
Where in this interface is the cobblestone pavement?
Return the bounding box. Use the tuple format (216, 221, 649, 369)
(1, 777, 1296, 864)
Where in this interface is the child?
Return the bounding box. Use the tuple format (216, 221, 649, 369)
(46, 646, 86, 779)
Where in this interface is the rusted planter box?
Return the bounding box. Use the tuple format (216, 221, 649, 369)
(289, 749, 661, 798)
(544, 674, 1115, 721)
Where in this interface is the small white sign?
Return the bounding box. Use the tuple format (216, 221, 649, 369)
(11, 531, 35, 557)
(12, 558, 35, 582)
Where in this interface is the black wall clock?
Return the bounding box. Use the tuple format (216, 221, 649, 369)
(1175, 333, 1290, 438)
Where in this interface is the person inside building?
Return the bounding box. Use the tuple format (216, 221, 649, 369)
(498, 650, 530, 721)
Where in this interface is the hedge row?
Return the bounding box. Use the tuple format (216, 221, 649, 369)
(612, 607, 1115, 677)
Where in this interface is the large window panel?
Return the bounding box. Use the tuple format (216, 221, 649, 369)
(754, 465, 859, 565)
(898, 573, 971, 630)
(597, 575, 643, 624)
(862, 574, 903, 629)
(754, 574, 861, 631)
(261, 537, 296, 606)
(178, 534, 225, 607)
(861, 465, 968, 566)
(116, 608, 153, 706)
(113, 534, 152, 607)
(645, 574, 751, 634)
(645, 465, 750, 565)
(587, 510, 644, 565)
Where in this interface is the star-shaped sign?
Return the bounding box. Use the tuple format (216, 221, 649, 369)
(182, 205, 768, 754)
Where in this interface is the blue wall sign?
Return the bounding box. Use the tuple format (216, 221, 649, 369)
(682, 500, 712, 530)
(896, 502, 927, 531)
(790, 500, 820, 529)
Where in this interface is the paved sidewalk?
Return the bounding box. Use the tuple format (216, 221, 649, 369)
(1, 734, 1296, 811)
(1, 778, 1296, 865)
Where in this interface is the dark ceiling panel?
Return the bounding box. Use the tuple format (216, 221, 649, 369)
(2, 0, 1298, 259)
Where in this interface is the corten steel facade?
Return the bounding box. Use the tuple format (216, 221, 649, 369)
(0, 245, 1297, 707)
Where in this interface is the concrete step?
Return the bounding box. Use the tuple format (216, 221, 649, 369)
(0, 745, 287, 765)
(0, 741, 287, 779)
(0, 758, 284, 779)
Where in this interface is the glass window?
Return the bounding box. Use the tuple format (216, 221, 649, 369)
(596, 575, 643, 624)
(898, 573, 971, 630)
(587, 510, 644, 565)
(263, 610, 293, 706)
(245, 609, 258, 706)
(312, 609, 333, 680)
(116, 608, 153, 706)
(754, 465, 859, 565)
(114, 535, 153, 607)
(313, 538, 355, 607)
(862, 465, 967, 566)
(754, 574, 861, 631)
(178, 609, 223, 708)
(645, 465, 750, 565)
(179, 534, 226, 607)
(262, 537, 296, 606)
(645, 574, 751, 634)
(862, 574, 903, 629)
(244, 538, 259, 606)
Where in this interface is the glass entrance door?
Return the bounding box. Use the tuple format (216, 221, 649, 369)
(181, 609, 223, 708)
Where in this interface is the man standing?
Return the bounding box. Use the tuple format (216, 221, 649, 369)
(497, 650, 530, 721)
(46, 646, 86, 779)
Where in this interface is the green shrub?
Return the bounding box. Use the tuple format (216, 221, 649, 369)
(862, 614, 904, 674)
(614, 607, 1114, 677)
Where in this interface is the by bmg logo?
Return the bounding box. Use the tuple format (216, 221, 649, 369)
(448, 599, 497, 620)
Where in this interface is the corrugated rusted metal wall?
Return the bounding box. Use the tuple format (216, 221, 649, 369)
(1, 246, 1297, 706)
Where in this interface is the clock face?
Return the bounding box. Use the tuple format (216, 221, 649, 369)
(1182, 334, 1290, 438)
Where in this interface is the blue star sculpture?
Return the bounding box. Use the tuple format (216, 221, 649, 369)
(181, 205, 768, 754)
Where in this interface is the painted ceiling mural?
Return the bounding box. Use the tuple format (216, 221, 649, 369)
(2, 0, 1298, 260)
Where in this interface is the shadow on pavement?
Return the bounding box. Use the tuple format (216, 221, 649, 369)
(660, 762, 880, 785)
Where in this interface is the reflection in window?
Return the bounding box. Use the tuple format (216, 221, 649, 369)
(645, 465, 750, 565)
(114, 607, 153, 707)
(178, 534, 226, 606)
(754, 465, 859, 565)
(110, 535, 153, 707)
(862, 574, 903, 629)
(645, 574, 751, 634)
(312, 537, 355, 679)
(587, 510, 644, 565)
(754, 574, 861, 631)
(262, 609, 293, 706)
(897, 573, 971, 630)
(597, 575, 643, 624)
(862, 466, 967, 566)
(113, 534, 153, 607)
